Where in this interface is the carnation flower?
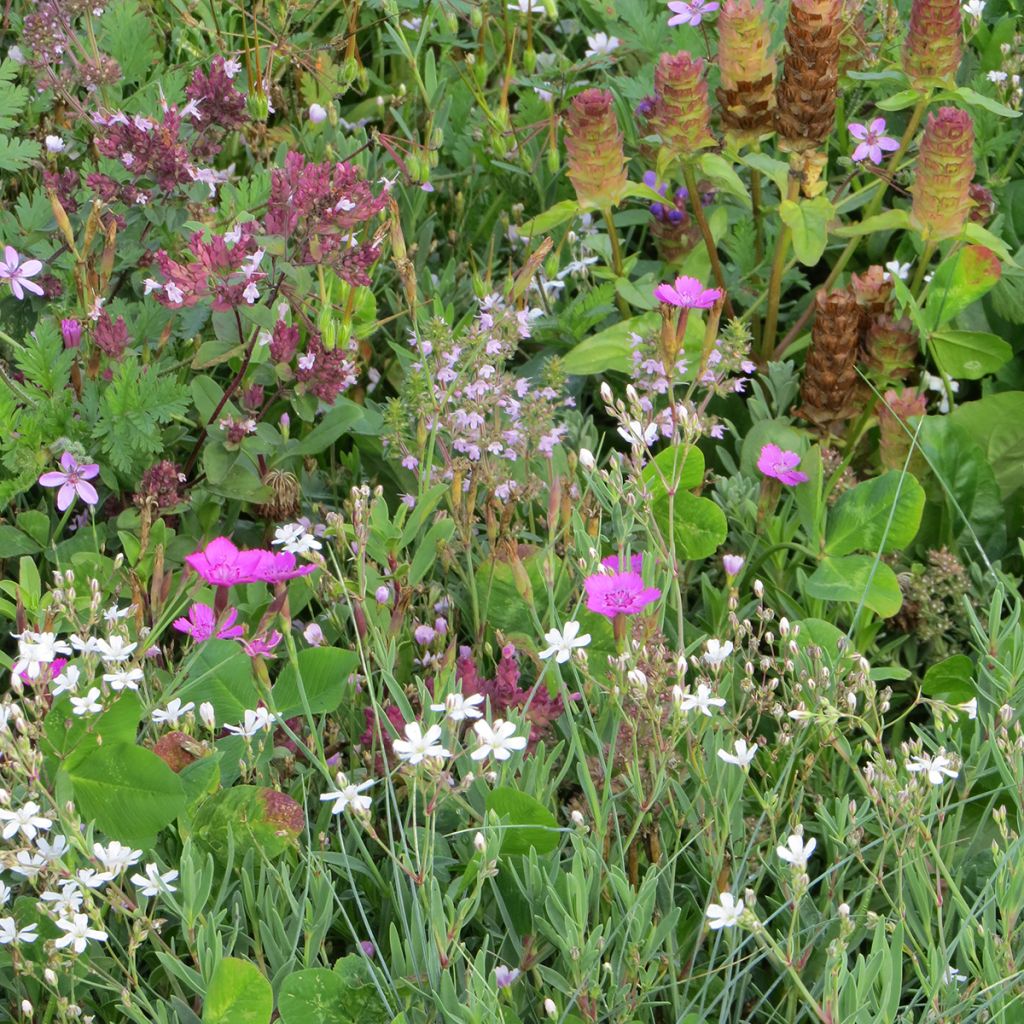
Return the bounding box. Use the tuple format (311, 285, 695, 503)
(756, 444, 809, 486)
(653, 275, 723, 309)
(584, 571, 661, 618)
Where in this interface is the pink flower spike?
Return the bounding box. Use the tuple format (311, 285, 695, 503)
(653, 275, 723, 309)
(847, 118, 900, 165)
(757, 444, 809, 486)
(584, 570, 661, 618)
(38, 453, 100, 511)
(666, 0, 719, 25)
(0, 245, 45, 301)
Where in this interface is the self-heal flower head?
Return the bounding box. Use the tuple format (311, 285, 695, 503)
(471, 719, 528, 762)
(776, 832, 817, 867)
(903, 0, 962, 86)
(706, 891, 745, 929)
(563, 89, 628, 210)
(0, 246, 44, 300)
(757, 444, 809, 486)
(653, 276, 723, 309)
(652, 52, 717, 158)
(717, 0, 777, 140)
(910, 108, 975, 242)
(38, 453, 101, 512)
(172, 603, 245, 642)
(667, 0, 719, 26)
(584, 571, 661, 619)
(848, 118, 900, 165)
(393, 722, 450, 765)
(718, 738, 757, 767)
(906, 752, 959, 785)
(538, 621, 592, 663)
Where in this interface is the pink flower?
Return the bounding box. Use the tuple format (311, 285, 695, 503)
(184, 537, 316, 586)
(602, 553, 644, 574)
(584, 571, 661, 618)
(0, 246, 44, 300)
(757, 444, 809, 486)
(172, 603, 245, 642)
(848, 118, 900, 165)
(653, 275, 723, 309)
(722, 554, 745, 576)
(38, 453, 100, 511)
(239, 631, 282, 657)
(255, 551, 318, 584)
(666, 0, 719, 26)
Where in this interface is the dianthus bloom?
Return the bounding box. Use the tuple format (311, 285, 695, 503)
(172, 603, 245, 642)
(184, 537, 317, 587)
(653, 276, 723, 309)
(757, 444, 808, 486)
(585, 571, 661, 618)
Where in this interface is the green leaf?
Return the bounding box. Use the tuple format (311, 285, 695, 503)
(779, 196, 834, 266)
(622, 180, 676, 205)
(833, 209, 911, 237)
(486, 787, 560, 855)
(739, 152, 790, 195)
(562, 313, 660, 374)
(272, 647, 359, 717)
(177, 640, 263, 722)
(43, 692, 142, 769)
(409, 518, 455, 584)
(519, 199, 581, 237)
(950, 392, 1024, 498)
(0, 525, 40, 557)
(193, 786, 304, 864)
(922, 244, 1003, 331)
(929, 330, 1012, 379)
(97, 0, 159, 85)
(699, 153, 751, 207)
(804, 556, 903, 617)
(65, 743, 186, 848)
(652, 489, 728, 561)
(955, 85, 1022, 118)
(920, 654, 974, 704)
(825, 471, 926, 557)
(203, 958, 272, 1024)
(641, 445, 705, 498)
(963, 223, 1014, 263)
(278, 964, 389, 1024)
(876, 89, 923, 111)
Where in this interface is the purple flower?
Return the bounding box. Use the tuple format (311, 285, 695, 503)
(61, 319, 82, 349)
(239, 631, 282, 657)
(602, 553, 644, 574)
(185, 538, 317, 586)
(653, 275, 723, 309)
(722, 554, 745, 576)
(757, 444, 809, 486)
(495, 966, 521, 989)
(848, 118, 900, 165)
(584, 571, 661, 618)
(414, 624, 437, 645)
(666, 0, 719, 26)
(38, 453, 100, 511)
(172, 603, 245, 642)
(0, 246, 44, 300)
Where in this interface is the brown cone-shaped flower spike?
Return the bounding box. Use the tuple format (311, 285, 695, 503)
(798, 288, 862, 431)
(653, 52, 717, 160)
(910, 107, 975, 242)
(902, 0, 962, 87)
(775, 0, 842, 152)
(865, 314, 919, 385)
(564, 89, 628, 210)
(878, 388, 928, 473)
(716, 0, 777, 142)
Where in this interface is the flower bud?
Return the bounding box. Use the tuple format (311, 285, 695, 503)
(544, 998, 558, 1018)
(199, 701, 215, 729)
(61, 318, 83, 348)
(308, 103, 328, 124)
(474, 831, 486, 852)
(902, 0, 962, 87)
(563, 89, 628, 210)
(910, 107, 975, 241)
(652, 52, 716, 159)
(578, 448, 596, 470)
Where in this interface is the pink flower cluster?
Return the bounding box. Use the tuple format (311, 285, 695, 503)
(185, 537, 317, 587)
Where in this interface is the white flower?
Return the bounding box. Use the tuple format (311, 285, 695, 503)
(776, 833, 817, 868)
(393, 722, 450, 765)
(75, 868, 112, 889)
(906, 753, 958, 785)
(103, 667, 144, 691)
(471, 719, 528, 762)
(508, 0, 545, 14)
(222, 58, 242, 78)
(151, 698, 195, 726)
(40, 880, 83, 916)
(988, 70, 1009, 84)
(224, 707, 276, 738)
(706, 891, 745, 930)
(429, 692, 486, 722)
(96, 636, 137, 662)
(54, 913, 108, 954)
(36, 834, 69, 862)
(45, 135, 66, 153)
(69, 634, 103, 655)
(319, 774, 375, 815)
(0, 801, 53, 841)
(103, 604, 135, 623)
(943, 966, 968, 984)
(585, 32, 620, 56)
(11, 851, 46, 878)
(961, 0, 984, 15)
(883, 259, 911, 282)
(51, 664, 80, 697)
(199, 702, 216, 729)
(92, 840, 142, 873)
(0, 918, 37, 944)
(921, 371, 959, 414)
(703, 639, 734, 667)
(130, 863, 179, 897)
(674, 683, 726, 716)
(538, 621, 592, 663)
(308, 102, 328, 123)
(717, 738, 757, 768)
(70, 688, 103, 716)
(958, 698, 978, 720)
(0, 882, 9, 906)
(617, 420, 660, 447)
(272, 523, 322, 555)
(243, 281, 260, 304)
(11, 630, 71, 680)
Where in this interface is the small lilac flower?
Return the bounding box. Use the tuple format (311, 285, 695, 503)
(308, 103, 328, 124)
(303, 623, 325, 646)
(757, 444, 809, 486)
(172, 603, 245, 643)
(495, 965, 521, 989)
(359, 941, 376, 958)
(414, 624, 436, 645)
(722, 554, 745, 576)
(38, 453, 100, 511)
(0, 246, 44, 300)
(375, 585, 391, 605)
(585, 571, 661, 618)
(653, 275, 723, 309)
(666, 0, 719, 26)
(848, 118, 900, 165)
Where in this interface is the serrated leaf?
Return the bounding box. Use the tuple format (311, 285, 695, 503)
(0, 136, 41, 174)
(98, 0, 160, 86)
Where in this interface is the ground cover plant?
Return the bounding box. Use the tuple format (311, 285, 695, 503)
(0, 0, 1023, 1020)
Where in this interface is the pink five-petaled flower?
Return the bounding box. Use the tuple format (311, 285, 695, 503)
(585, 570, 662, 618)
(667, 0, 719, 25)
(848, 118, 900, 165)
(757, 444, 809, 486)
(184, 537, 317, 587)
(0, 246, 44, 300)
(38, 453, 100, 512)
(172, 603, 245, 642)
(653, 275, 723, 309)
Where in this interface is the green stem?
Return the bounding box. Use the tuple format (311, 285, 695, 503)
(761, 170, 801, 361)
(909, 240, 937, 297)
(603, 207, 632, 319)
(683, 163, 734, 319)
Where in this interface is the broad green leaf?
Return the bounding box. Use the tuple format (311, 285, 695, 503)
(955, 85, 1022, 118)
(288, 399, 378, 455)
(779, 196, 833, 265)
(922, 245, 1002, 331)
(177, 640, 262, 721)
(279, 963, 389, 1024)
(640, 444, 705, 498)
(0, 525, 40, 557)
(963, 222, 1013, 263)
(272, 647, 359, 717)
(66, 743, 186, 848)
(203, 958, 272, 1024)
(519, 199, 581, 237)
(950, 392, 1024, 498)
(477, 551, 570, 641)
(833, 209, 910, 237)
(921, 654, 974, 704)
(929, 330, 1012, 379)
(876, 89, 922, 111)
(653, 489, 728, 561)
(699, 152, 751, 207)
(192, 786, 304, 863)
(43, 691, 142, 769)
(825, 471, 926, 557)
(622, 180, 676, 205)
(740, 152, 790, 195)
(562, 312, 660, 374)
(409, 518, 455, 584)
(486, 787, 560, 855)
(804, 556, 903, 617)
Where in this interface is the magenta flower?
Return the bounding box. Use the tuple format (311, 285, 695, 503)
(0, 246, 44, 300)
(172, 603, 245, 642)
(602, 553, 644, 574)
(848, 118, 900, 166)
(239, 631, 283, 657)
(185, 537, 317, 587)
(757, 444, 809, 486)
(585, 571, 661, 618)
(667, 0, 719, 26)
(653, 275, 723, 309)
(38, 453, 100, 512)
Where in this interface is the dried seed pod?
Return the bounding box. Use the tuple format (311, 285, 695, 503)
(653, 52, 717, 160)
(717, 0, 777, 142)
(902, 0, 962, 87)
(798, 288, 862, 431)
(255, 469, 302, 522)
(563, 88, 628, 210)
(910, 107, 975, 242)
